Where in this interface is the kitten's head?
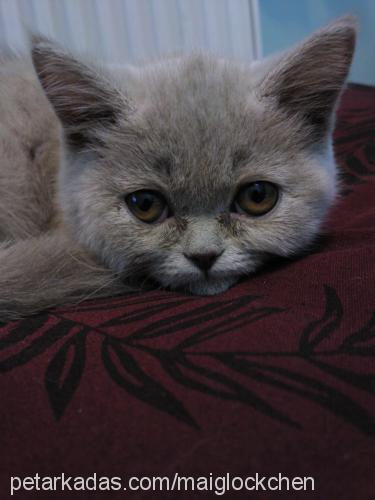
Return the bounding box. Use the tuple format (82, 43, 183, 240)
(31, 17, 356, 295)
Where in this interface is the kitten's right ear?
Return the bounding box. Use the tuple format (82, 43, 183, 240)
(31, 36, 128, 150)
(258, 16, 357, 142)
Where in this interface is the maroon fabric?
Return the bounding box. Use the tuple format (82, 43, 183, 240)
(1, 84, 375, 499)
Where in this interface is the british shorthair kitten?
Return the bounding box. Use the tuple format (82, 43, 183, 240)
(0, 17, 356, 320)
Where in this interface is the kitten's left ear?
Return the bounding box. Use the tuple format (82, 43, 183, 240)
(31, 36, 129, 150)
(259, 16, 357, 140)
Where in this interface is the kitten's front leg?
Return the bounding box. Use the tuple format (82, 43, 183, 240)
(0, 230, 128, 321)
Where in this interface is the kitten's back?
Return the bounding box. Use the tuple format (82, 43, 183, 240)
(0, 56, 61, 240)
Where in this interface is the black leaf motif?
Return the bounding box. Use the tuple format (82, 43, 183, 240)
(0, 314, 50, 351)
(158, 352, 298, 428)
(102, 337, 197, 428)
(60, 292, 193, 314)
(341, 312, 375, 355)
(340, 172, 364, 186)
(176, 306, 282, 350)
(128, 295, 258, 341)
(218, 357, 375, 436)
(0, 317, 77, 373)
(364, 141, 375, 165)
(299, 286, 343, 354)
(335, 114, 375, 147)
(45, 329, 87, 419)
(100, 300, 191, 328)
(307, 358, 375, 394)
(346, 154, 373, 175)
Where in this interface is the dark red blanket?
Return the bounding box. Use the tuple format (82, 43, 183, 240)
(1, 84, 374, 499)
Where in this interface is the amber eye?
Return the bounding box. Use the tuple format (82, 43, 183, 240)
(234, 181, 278, 216)
(125, 190, 169, 223)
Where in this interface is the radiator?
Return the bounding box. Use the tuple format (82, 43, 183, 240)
(0, 0, 261, 64)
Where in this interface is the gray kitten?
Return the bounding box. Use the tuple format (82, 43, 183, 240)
(0, 17, 356, 320)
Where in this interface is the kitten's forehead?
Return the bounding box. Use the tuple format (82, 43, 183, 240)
(127, 56, 259, 197)
(132, 54, 256, 107)
(140, 56, 257, 136)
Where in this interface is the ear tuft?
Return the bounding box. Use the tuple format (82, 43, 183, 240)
(31, 36, 126, 150)
(260, 16, 357, 141)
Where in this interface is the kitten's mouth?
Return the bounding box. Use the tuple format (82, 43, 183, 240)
(148, 261, 247, 296)
(170, 275, 239, 296)
(125, 271, 238, 296)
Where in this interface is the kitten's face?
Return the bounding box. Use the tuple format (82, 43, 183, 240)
(32, 18, 355, 295)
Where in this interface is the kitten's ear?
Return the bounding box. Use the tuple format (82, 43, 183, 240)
(259, 16, 357, 140)
(31, 36, 127, 150)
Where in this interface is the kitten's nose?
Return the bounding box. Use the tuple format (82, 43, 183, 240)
(184, 251, 222, 272)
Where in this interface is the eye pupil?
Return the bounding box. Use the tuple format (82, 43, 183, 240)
(132, 193, 154, 212)
(248, 183, 266, 204)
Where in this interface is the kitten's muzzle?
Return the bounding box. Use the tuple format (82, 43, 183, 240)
(183, 250, 223, 272)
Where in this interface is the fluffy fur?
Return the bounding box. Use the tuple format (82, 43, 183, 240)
(0, 17, 356, 320)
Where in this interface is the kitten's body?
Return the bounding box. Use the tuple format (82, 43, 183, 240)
(0, 58, 59, 240)
(0, 18, 356, 320)
(0, 59, 129, 319)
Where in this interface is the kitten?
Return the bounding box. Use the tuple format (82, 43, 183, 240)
(0, 17, 356, 320)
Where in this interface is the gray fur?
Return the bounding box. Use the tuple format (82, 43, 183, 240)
(0, 17, 356, 319)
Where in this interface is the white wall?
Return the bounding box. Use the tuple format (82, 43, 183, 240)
(260, 0, 375, 85)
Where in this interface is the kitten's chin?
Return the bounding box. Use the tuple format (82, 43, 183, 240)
(180, 276, 238, 296)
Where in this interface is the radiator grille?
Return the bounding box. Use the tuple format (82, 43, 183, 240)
(0, 0, 261, 63)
